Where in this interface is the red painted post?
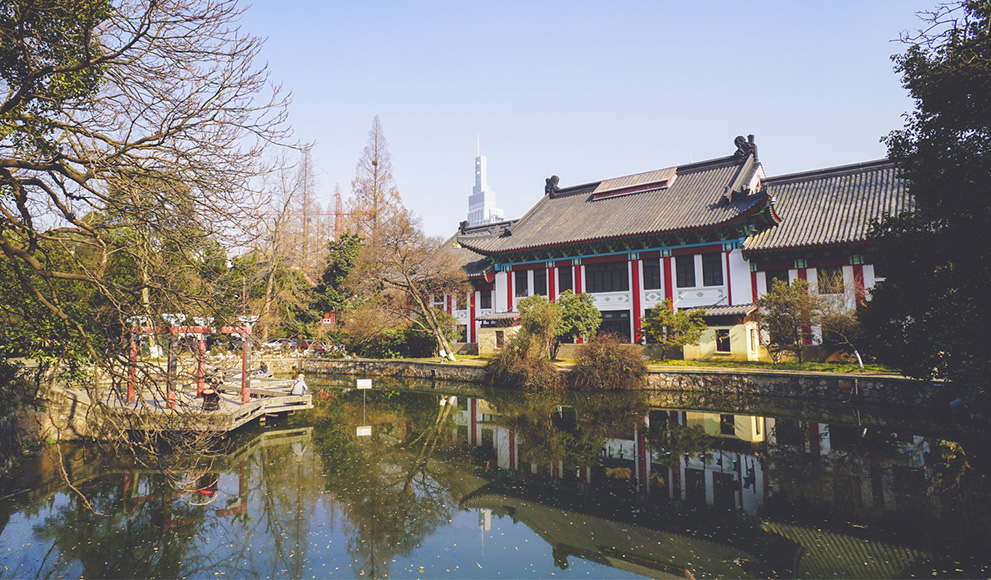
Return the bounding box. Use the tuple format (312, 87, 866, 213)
(469, 291, 477, 343)
(127, 330, 138, 404)
(506, 270, 514, 312)
(196, 335, 206, 397)
(166, 325, 176, 410)
(240, 328, 251, 404)
(547, 266, 556, 302)
(663, 256, 673, 304)
(573, 263, 584, 344)
(631, 258, 641, 343)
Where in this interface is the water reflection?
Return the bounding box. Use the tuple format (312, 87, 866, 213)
(0, 384, 987, 579)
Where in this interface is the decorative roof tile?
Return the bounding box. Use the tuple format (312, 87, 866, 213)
(744, 160, 911, 254)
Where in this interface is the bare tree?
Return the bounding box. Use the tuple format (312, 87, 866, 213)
(0, 0, 291, 471)
(345, 116, 402, 245)
(353, 210, 468, 360)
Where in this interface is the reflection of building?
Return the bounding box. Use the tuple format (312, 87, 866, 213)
(439, 137, 912, 359)
(454, 396, 945, 577)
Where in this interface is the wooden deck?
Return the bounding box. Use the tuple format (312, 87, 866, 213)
(106, 377, 313, 434)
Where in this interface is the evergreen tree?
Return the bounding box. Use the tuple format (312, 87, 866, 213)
(862, 1, 991, 404)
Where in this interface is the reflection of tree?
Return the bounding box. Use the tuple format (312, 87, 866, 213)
(645, 420, 716, 470)
(309, 393, 461, 579)
(481, 389, 649, 470)
(29, 473, 214, 578)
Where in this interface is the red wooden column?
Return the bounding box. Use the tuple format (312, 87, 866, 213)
(127, 329, 138, 404)
(469, 291, 477, 343)
(196, 337, 206, 397)
(166, 324, 177, 410)
(853, 264, 866, 305)
(547, 266, 556, 302)
(506, 270, 514, 312)
(240, 327, 252, 404)
(724, 250, 733, 305)
(663, 255, 673, 304)
(573, 262, 584, 343)
(797, 267, 813, 345)
(631, 257, 642, 343)
(751, 269, 759, 303)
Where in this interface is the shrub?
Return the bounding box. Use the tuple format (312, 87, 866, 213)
(484, 332, 562, 390)
(569, 333, 647, 390)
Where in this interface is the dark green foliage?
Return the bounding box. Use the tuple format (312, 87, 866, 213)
(863, 1, 991, 404)
(312, 233, 363, 318)
(0, 0, 110, 152)
(555, 290, 601, 348)
(352, 328, 436, 359)
(640, 298, 706, 359)
(569, 333, 648, 390)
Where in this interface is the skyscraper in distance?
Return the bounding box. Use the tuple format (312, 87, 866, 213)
(467, 154, 504, 227)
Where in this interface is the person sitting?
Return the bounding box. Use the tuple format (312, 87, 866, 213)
(211, 367, 226, 392)
(290, 373, 308, 396)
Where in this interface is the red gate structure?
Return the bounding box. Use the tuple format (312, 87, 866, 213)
(126, 315, 259, 409)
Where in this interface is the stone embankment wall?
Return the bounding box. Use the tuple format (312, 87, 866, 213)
(303, 359, 948, 409)
(303, 359, 487, 383)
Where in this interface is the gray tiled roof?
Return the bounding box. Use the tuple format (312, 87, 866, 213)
(459, 156, 768, 255)
(687, 304, 757, 317)
(440, 220, 517, 278)
(744, 160, 911, 254)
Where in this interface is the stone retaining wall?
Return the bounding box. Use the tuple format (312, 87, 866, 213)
(303, 358, 950, 409)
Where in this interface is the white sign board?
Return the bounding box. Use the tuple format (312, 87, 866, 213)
(356, 379, 372, 389)
(356, 425, 372, 437)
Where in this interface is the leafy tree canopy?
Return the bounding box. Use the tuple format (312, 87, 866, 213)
(863, 1, 991, 404)
(640, 298, 706, 359)
(755, 280, 824, 363)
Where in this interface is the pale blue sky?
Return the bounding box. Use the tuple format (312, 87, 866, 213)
(240, 1, 935, 237)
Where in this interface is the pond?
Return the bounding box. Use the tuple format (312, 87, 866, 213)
(0, 375, 988, 579)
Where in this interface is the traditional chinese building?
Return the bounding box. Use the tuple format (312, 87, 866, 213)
(439, 136, 911, 360)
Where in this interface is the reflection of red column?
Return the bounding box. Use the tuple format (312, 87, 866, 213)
(809, 422, 821, 455)
(127, 331, 138, 404)
(470, 399, 477, 446)
(123, 472, 133, 511)
(636, 419, 648, 494)
(216, 461, 248, 518)
(509, 430, 516, 472)
(196, 335, 206, 397)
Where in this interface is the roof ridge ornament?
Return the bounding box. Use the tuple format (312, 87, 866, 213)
(545, 175, 560, 196)
(733, 134, 758, 162)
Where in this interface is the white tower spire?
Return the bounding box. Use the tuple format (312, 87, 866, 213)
(467, 146, 504, 227)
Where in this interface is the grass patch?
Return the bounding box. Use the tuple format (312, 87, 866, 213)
(644, 359, 899, 374)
